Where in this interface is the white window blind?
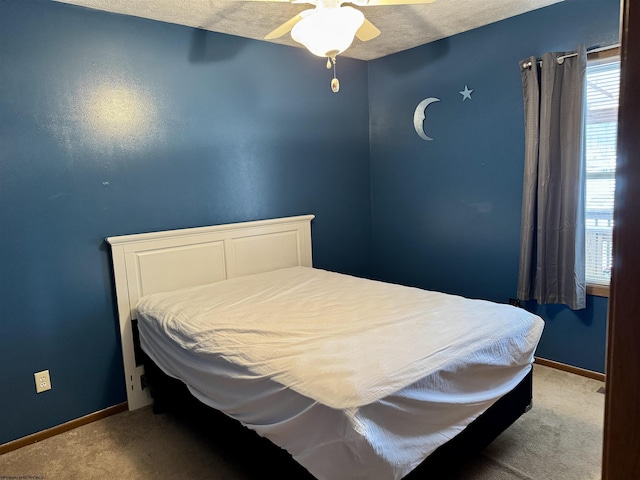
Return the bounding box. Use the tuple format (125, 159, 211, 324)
(585, 58, 620, 285)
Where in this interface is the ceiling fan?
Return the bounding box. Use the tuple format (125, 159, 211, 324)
(246, 0, 436, 92)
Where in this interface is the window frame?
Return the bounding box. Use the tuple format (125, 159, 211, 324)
(585, 46, 620, 298)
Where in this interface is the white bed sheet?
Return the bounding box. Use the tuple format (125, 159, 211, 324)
(136, 267, 544, 480)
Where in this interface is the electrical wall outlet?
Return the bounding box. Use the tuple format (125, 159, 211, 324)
(34, 370, 52, 393)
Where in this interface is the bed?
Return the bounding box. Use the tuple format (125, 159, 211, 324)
(107, 214, 544, 480)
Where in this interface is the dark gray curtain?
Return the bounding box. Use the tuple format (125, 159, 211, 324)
(517, 46, 587, 310)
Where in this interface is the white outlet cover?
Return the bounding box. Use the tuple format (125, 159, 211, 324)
(34, 370, 52, 393)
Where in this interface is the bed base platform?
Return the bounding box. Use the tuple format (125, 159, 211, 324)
(141, 350, 533, 479)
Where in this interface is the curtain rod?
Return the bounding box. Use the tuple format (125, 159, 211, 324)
(521, 43, 620, 69)
(557, 43, 621, 63)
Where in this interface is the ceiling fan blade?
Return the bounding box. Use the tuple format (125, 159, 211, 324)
(264, 14, 305, 40)
(356, 19, 381, 42)
(353, 0, 435, 5)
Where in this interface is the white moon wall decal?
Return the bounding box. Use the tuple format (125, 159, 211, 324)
(413, 97, 440, 141)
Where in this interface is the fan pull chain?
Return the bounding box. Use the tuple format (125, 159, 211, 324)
(328, 56, 339, 93)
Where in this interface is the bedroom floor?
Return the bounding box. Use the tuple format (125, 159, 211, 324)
(0, 364, 605, 480)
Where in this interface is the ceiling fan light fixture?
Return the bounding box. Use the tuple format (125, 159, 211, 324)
(291, 6, 365, 58)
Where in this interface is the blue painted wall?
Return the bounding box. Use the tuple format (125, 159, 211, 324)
(526, 296, 609, 373)
(0, 0, 371, 445)
(368, 0, 620, 373)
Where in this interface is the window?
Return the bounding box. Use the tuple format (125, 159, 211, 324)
(585, 56, 620, 288)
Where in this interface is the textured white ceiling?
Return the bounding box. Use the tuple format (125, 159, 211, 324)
(53, 0, 564, 61)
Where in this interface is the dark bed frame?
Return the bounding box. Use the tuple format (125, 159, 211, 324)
(140, 344, 533, 479)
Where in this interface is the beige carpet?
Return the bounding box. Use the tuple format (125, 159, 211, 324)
(0, 365, 604, 479)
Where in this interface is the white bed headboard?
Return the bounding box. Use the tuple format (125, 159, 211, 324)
(107, 214, 315, 410)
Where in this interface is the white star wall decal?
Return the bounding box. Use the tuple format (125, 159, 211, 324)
(460, 85, 473, 101)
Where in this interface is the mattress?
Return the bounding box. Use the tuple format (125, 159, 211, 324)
(136, 266, 544, 480)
